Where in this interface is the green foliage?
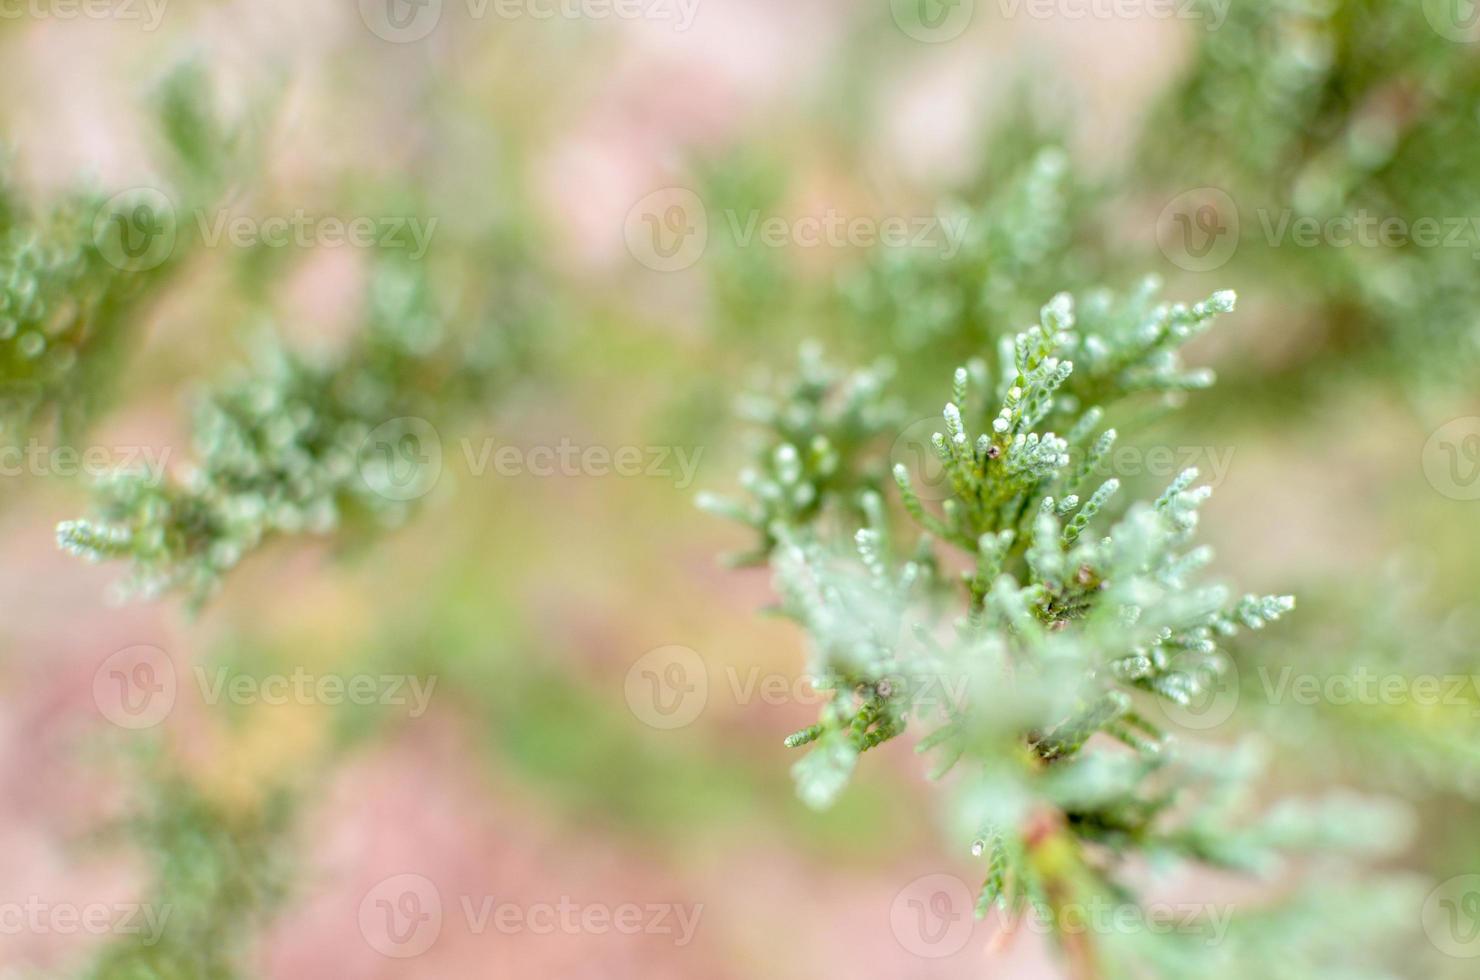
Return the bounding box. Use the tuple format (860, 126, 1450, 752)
(706, 283, 1411, 973)
(840, 147, 1091, 371)
(1143, 0, 1480, 386)
(83, 769, 293, 980)
(0, 61, 242, 445)
(0, 167, 174, 441)
(57, 256, 514, 604)
(697, 342, 903, 564)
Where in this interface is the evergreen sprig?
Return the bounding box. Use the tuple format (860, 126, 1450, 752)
(57, 257, 514, 604)
(703, 283, 1407, 971)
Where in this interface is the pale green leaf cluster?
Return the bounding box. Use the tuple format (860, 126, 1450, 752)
(699, 284, 1419, 971)
(57, 259, 511, 604)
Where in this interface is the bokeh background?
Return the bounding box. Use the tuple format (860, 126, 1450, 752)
(1, 0, 1479, 976)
